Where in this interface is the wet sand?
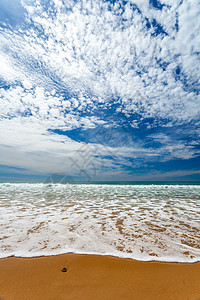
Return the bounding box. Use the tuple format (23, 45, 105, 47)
(0, 253, 200, 300)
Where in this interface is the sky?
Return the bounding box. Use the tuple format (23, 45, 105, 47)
(0, 0, 199, 182)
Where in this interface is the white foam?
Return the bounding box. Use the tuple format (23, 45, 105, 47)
(0, 183, 200, 262)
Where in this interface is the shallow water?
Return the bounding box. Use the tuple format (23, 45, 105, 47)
(0, 183, 200, 262)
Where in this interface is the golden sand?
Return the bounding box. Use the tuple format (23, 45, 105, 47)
(0, 253, 200, 300)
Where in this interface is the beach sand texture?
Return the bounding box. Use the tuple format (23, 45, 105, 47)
(0, 253, 200, 300)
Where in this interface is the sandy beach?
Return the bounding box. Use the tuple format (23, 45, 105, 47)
(0, 253, 200, 300)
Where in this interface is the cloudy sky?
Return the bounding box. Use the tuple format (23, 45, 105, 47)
(0, 0, 199, 182)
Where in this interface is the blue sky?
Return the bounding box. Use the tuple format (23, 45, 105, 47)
(0, 0, 199, 181)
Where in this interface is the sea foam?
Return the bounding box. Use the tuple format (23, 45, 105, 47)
(0, 183, 200, 262)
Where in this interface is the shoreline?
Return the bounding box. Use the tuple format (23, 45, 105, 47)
(0, 253, 200, 300)
(1, 251, 199, 263)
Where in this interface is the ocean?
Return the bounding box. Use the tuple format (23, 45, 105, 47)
(0, 182, 200, 262)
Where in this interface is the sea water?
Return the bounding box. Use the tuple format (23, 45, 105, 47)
(0, 183, 200, 262)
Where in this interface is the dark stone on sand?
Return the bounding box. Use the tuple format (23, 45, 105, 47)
(61, 267, 67, 272)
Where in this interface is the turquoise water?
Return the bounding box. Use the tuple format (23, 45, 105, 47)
(1, 181, 200, 185)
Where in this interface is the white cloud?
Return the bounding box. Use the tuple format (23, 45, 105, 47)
(0, 0, 199, 124)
